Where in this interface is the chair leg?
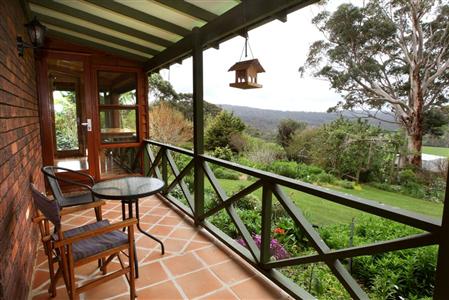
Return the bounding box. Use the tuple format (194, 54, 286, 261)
(45, 244, 57, 297)
(94, 206, 102, 221)
(128, 226, 136, 299)
(95, 206, 103, 269)
(60, 247, 72, 299)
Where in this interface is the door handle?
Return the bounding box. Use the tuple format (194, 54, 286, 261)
(81, 119, 92, 132)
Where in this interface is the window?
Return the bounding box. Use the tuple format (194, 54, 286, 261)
(98, 71, 138, 144)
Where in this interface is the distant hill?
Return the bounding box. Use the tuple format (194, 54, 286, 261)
(219, 104, 398, 139)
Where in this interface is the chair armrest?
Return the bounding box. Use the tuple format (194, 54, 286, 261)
(50, 167, 95, 186)
(54, 176, 94, 192)
(33, 200, 106, 223)
(54, 218, 138, 248)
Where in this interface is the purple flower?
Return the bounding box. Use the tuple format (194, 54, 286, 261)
(236, 234, 290, 260)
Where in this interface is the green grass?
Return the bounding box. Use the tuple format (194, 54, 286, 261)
(423, 146, 449, 157)
(216, 179, 443, 226)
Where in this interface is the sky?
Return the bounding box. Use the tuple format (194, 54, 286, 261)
(159, 1, 360, 112)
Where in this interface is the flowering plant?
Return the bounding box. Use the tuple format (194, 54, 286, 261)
(273, 227, 286, 235)
(236, 234, 290, 260)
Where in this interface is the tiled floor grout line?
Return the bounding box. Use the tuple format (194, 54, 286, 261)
(159, 260, 190, 300)
(191, 251, 245, 300)
(30, 196, 290, 300)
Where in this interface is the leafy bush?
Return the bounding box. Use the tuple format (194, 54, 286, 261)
(315, 172, 337, 184)
(235, 194, 260, 211)
(213, 167, 240, 180)
(212, 146, 234, 160)
(320, 216, 436, 299)
(336, 180, 354, 189)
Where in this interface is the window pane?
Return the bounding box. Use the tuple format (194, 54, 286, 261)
(100, 109, 137, 143)
(98, 71, 137, 105)
(99, 147, 141, 177)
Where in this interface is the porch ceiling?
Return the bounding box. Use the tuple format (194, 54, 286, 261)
(23, 0, 240, 61)
(22, 0, 318, 69)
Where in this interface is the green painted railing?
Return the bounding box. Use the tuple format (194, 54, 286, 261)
(143, 139, 446, 299)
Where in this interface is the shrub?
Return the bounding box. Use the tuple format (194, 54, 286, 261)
(213, 167, 240, 180)
(235, 194, 260, 210)
(399, 169, 418, 185)
(269, 161, 299, 178)
(212, 146, 233, 160)
(315, 172, 337, 184)
(319, 216, 436, 299)
(336, 180, 354, 189)
(236, 234, 290, 260)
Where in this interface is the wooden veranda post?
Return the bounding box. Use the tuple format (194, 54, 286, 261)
(192, 27, 204, 225)
(434, 166, 449, 298)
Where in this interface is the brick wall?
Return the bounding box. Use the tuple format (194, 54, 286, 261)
(0, 0, 44, 299)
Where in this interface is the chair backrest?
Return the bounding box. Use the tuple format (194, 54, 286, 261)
(42, 166, 67, 206)
(30, 183, 61, 231)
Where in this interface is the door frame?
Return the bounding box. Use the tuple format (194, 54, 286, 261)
(91, 64, 146, 179)
(37, 50, 98, 180)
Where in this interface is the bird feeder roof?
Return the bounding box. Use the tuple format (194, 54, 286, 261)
(228, 59, 265, 72)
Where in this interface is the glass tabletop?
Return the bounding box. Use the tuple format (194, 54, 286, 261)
(92, 176, 164, 200)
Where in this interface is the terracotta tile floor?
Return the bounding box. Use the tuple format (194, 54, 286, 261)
(30, 195, 291, 300)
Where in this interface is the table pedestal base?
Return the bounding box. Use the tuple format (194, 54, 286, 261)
(121, 198, 165, 278)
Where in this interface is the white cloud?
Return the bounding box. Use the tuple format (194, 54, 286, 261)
(160, 2, 363, 112)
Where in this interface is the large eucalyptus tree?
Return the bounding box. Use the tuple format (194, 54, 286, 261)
(300, 0, 449, 166)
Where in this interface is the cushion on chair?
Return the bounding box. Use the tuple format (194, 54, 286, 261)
(54, 220, 129, 261)
(60, 192, 94, 208)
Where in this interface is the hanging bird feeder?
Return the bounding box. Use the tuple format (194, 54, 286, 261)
(228, 34, 265, 89)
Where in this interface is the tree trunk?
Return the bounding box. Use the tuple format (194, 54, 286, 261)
(407, 131, 422, 167)
(406, 66, 424, 167)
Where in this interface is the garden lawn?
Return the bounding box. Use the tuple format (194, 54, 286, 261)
(217, 179, 443, 226)
(423, 146, 449, 157)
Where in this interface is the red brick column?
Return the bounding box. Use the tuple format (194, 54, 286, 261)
(0, 0, 44, 299)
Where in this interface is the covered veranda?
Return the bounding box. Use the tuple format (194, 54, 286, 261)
(1, 0, 449, 299)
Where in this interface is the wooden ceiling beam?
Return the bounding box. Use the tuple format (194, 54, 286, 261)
(84, 0, 190, 37)
(28, 0, 173, 48)
(36, 13, 160, 57)
(144, 0, 318, 72)
(46, 29, 148, 62)
(154, 0, 217, 22)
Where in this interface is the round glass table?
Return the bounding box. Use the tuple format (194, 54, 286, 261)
(92, 176, 165, 277)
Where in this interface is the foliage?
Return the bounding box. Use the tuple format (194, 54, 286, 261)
(310, 118, 399, 183)
(320, 216, 437, 299)
(53, 91, 79, 151)
(213, 167, 240, 180)
(277, 118, 307, 148)
(243, 134, 285, 164)
(300, 0, 449, 166)
(205, 111, 246, 152)
(148, 102, 193, 145)
(423, 107, 449, 136)
(148, 73, 222, 120)
(285, 127, 319, 163)
(236, 234, 290, 260)
(211, 146, 233, 160)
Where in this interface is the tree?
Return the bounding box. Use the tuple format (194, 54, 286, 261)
(300, 0, 449, 166)
(310, 118, 399, 183)
(149, 102, 192, 145)
(148, 73, 222, 120)
(277, 119, 307, 148)
(205, 111, 246, 152)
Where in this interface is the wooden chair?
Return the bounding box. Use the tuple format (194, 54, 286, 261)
(31, 184, 137, 300)
(41, 166, 102, 221)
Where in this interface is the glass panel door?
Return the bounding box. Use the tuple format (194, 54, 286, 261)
(48, 58, 90, 172)
(97, 70, 141, 178)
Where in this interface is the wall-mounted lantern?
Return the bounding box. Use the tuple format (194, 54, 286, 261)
(228, 34, 265, 89)
(17, 17, 46, 57)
